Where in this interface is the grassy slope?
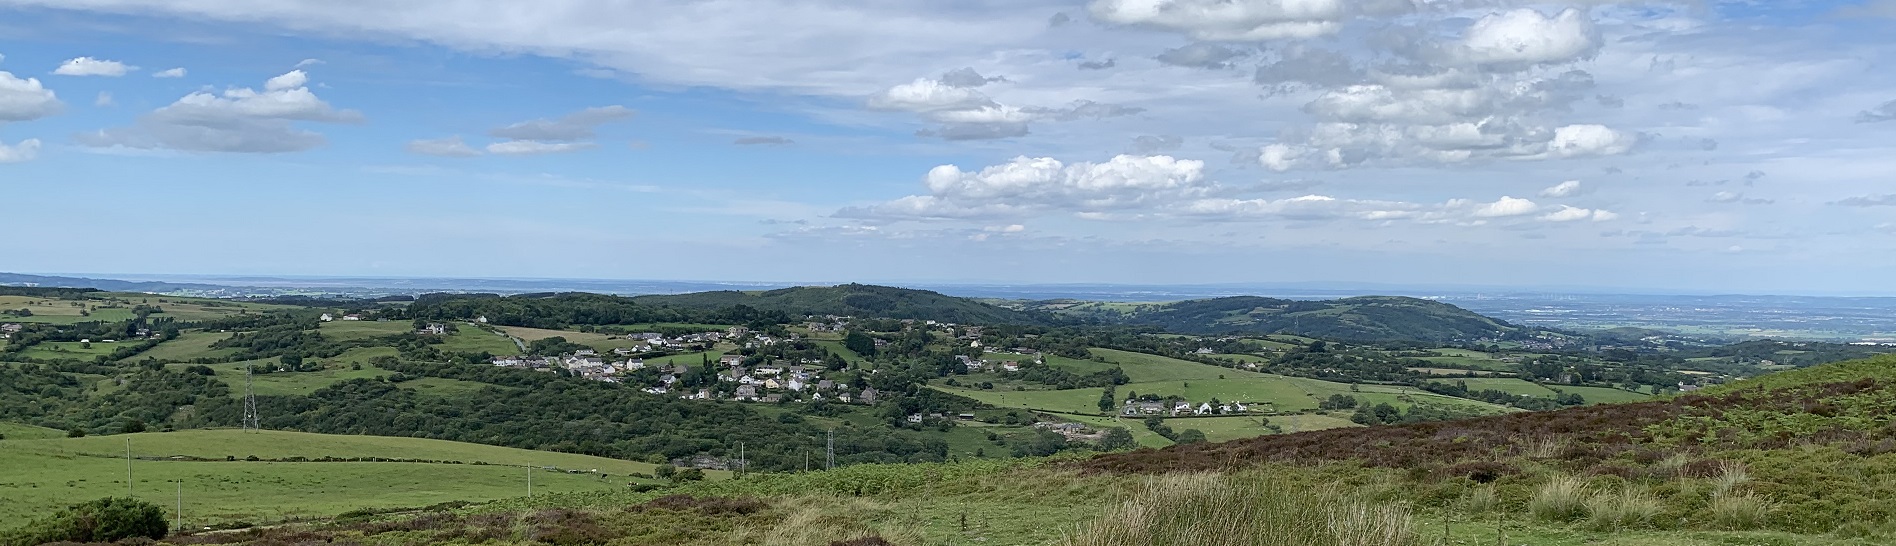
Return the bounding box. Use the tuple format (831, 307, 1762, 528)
(0, 429, 681, 525)
(632, 284, 1051, 325)
(127, 331, 237, 362)
(0, 422, 65, 440)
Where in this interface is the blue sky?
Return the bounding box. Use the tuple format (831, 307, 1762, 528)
(1, 0, 1894, 294)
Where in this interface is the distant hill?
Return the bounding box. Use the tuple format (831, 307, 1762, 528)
(1027, 295, 1517, 342)
(632, 284, 1057, 326)
(0, 272, 223, 293)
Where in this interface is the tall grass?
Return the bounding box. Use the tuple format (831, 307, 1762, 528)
(1582, 487, 1662, 531)
(1060, 473, 1417, 546)
(1709, 492, 1772, 530)
(1527, 475, 1591, 523)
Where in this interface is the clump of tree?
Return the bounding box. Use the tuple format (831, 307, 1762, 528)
(0, 497, 168, 546)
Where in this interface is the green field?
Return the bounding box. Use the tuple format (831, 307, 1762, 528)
(935, 385, 1107, 415)
(0, 295, 291, 325)
(0, 429, 682, 525)
(0, 422, 65, 440)
(317, 320, 411, 340)
(494, 326, 642, 351)
(813, 340, 868, 366)
(1088, 348, 1250, 382)
(1451, 377, 1561, 397)
(436, 327, 523, 355)
(128, 331, 237, 362)
(1119, 378, 1318, 412)
(1552, 385, 1652, 404)
(14, 340, 126, 360)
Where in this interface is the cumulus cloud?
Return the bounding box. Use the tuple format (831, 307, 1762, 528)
(840, 154, 1212, 219)
(733, 136, 794, 145)
(1858, 99, 1896, 123)
(1538, 205, 1616, 222)
(484, 140, 596, 155)
(489, 105, 634, 142)
(1448, 9, 1600, 69)
(1155, 43, 1250, 69)
(874, 75, 1139, 140)
(0, 138, 41, 163)
(0, 71, 63, 122)
(153, 67, 187, 78)
(54, 56, 134, 77)
(1539, 180, 1584, 198)
(75, 69, 361, 153)
(1544, 124, 1637, 159)
(406, 136, 482, 157)
(1468, 196, 1540, 218)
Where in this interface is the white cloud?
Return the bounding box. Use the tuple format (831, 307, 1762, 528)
(94, 91, 113, 107)
(842, 154, 1212, 219)
(868, 78, 994, 113)
(1834, 194, 1896, 207)
(1087, 0, 1368, 41)
(1451, 9, 1601, 69)
(76, 70, 360, 153)
(53, 56, 134, 77)
(484, 140, 596, 155)
(1540, 180, 1584, 198)
(0, 71, 63, 121)
(1469, 196, 1540, 218)
(406, 136, 482, 157)
(1544, 124, 1636, 159)
(152, 67, 187, 78)
(0, 138, 40, 163)
(489, 105, 634, 142)
(1538, 205, 1615, 222)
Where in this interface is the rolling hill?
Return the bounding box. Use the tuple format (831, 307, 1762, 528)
(1032, 295, 1519, 342)
(632, 284, 1057, 326)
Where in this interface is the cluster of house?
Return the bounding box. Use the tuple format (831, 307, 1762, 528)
(0, 323, 21, 339)
(1121, 399, 1255, 417)
(1035, 421, 1107, 442)
(717, 354, 877, 404)
(318, 313, 365, 322)
(954, 354, 1032, 372)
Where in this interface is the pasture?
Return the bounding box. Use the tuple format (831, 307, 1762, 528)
(0, 295, 290, 325)
(14, 341, 126, 360)
(0, 429, 676, 525)
(127, 331, 237, 362)
(1089, 348, 1255, 382)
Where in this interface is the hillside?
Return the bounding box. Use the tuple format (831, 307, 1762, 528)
(0, 429, 680, 526)
(633, 284, 1055, 326)
(1031, 295, 1518, 342)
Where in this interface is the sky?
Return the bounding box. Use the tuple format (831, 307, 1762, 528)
(1, 0, 1894, 294)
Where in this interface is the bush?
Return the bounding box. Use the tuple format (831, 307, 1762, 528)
(1, 497, 168, 546)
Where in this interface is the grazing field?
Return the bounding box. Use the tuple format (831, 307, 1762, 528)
(14, 340, 126, 360)
(0, 295, 292, 325)
(934, 385, 1106, 415)
(1089, 348, 1253, 382)
(435, 327, 522, 355)
(0, 422, 65, 440)
(1449, 377, 1561, 397)
(813, 340, 868, 366)
(317, 320, 411, 340)
(1552, 384, 1652, 404)
(0, 429, 677, 525)
(127, 331, 236, 362)
(181, 358, 391, 398)
(494, 326, 642, 351)
(1282, 377, 1513, 414)
(1117, 378, 1318, 412)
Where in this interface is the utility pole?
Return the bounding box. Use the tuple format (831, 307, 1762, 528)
(242, 363, 260, 433)
(526, 465, 533, 497)
(825, 429, 834, 470)
(176, 480, 183, 532)
(126, 438, 133, 497)
(738, 442, 745, 478)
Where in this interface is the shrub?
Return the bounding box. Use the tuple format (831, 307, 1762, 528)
(1527, 476, 1590, 523)
(1, 497, 168, 546)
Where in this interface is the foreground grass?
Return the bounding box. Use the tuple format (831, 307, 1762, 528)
(0, 429, 680, 526)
